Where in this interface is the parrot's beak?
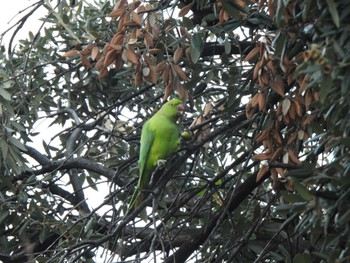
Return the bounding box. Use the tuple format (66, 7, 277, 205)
(177, 104, 185, 117)
(178, 104, 185, 112)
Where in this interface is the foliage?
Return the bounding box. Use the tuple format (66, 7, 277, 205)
(0, 0, 349, 262)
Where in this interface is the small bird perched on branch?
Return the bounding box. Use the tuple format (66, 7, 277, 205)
(129, 99, 185, 209)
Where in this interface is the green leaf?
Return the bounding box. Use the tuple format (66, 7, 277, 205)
(0, 210, 9, 225)
(86, 176, 98, 191)
(320, 74, 332, 104)
(273, 31, 286, 58)
(8, 137, 27, 152)
(326, 0, 340, 28)
(337, 209, 350, 225)
(190, 32, 204, 64)
(281, 190, 305, 203)
(286, 168, 314, 179)
(224, 38, 231, 54)
(1, 139, 9, 160)
(0, 88, 11, 100)
(39, 227, 48, 243)
(293, 181, 313, 201)
(221, 0, 248, 18)
(293, 252, 312, 263)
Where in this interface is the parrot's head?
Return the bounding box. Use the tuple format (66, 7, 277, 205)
(159, 99, 184, 119)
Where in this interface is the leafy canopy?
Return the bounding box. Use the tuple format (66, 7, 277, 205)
(0, 0, 350, 262)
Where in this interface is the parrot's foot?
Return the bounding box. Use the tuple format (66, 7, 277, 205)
(157, 159, 167, 168)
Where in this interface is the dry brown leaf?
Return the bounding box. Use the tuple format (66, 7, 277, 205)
(98, 67, 108, 79)
(163, 82, 173, 101)
(223, 10, 229, 22)
(91, 46, 99, 61)
(111, 34, 124, 46)
(303, 131, 309, 141)
(258, 92, 266, 111)
(143, 30, 154, 48)
(63, 50, 78, 57)
(271, 168, 278, 180)
(273, 130, 283, 145)
(305, 90, 313, 111)
(104, 49, 117, 67)
(137, 4, 145, 13)
(173, 64, 189, 81)
(288, 103, 296, 120)
(177, 84, 186, 100)
(179, 2, 194, 17)
(256, 165, 269, 182)
(95, 57, 105, 70)
(292, 99, 303, 117)
(284, 179, 294, 192)
(123, 20, 139, 27)
(244, 46, 259, 62)
(245, 101, 255, 119)
(252, 152, 271, 161)
(149, 66, 157, 84)
(258, 0, 264, 10)
(253, 60, 262, 80)
(125, 48, 139, 64)
(118, 13, 128, 31)
(275, 167, 285, 177)
(203, 103, 211, 118)
(299, 75, 310, 94)
(218, 9, 225, 24)
(108, 8, 123, 18)
(134, 71, 142, 86)
(149, 48, 161, 54)
(255, 129, 269, 142)
(302, 114, 316, 129)
(259, 70, 269, 86)
(130, 11, 142, 26)
(271, 168, 282, 191)
(180, 26, 189, 39)
(81, 56, 92, 69)
(189, 116, 202, 130)
(268, 0, 276, 16)
(103, 43, 111, 55)
(79, 49, 91, 56)
(251, 93, 259, 108)
(156, 61, 167, 72)
(109, 44, 123, 52)
(162, 65, 171, 84)
(115, 53, 123, 71)
(143, 55, 154, 67)
(128, 0, 141, 11)
(288, 149, 301, 165)
(185, 47, 191, 61)
(271, 147, 284, 162)
(266, 59, 277, 75)
(271, 75, 285, 97)
(173, 46, 183, 64)
(287, 132, 297, 145)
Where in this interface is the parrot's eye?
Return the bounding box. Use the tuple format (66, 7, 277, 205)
(170, 103, 174, 106)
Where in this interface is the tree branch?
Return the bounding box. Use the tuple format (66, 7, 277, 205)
(17, 146, 120, 184)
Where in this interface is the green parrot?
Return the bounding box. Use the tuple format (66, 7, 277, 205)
(129, 99, 185, 209)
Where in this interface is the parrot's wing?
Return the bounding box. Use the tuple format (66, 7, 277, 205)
(139, 121, 155, 183)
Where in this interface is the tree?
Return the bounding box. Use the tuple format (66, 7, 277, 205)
(0, 0, 349, 262)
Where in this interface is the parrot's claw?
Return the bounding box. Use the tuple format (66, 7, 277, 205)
(157, 159, 167, 168)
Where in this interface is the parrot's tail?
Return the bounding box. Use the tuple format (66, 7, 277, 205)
(127, 188, 143, 215)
